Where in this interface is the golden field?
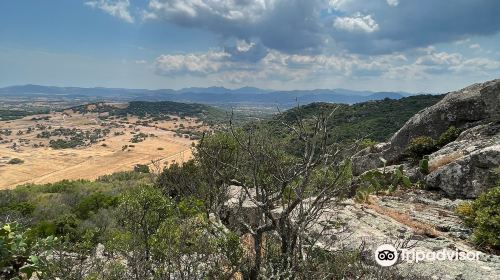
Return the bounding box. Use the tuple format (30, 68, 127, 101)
(0, 108, 209, 189)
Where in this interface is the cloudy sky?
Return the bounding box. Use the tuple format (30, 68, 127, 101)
(1, 0, 500, 93)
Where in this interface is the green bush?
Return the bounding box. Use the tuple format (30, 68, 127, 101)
(3, 202, 36, 216)
(406, 136, 437, 159)
(419, 158, 429, 175)
(98, 171, 148, 182)
(37, 180, 82, 193)
(359, 138, 377, 149)
(457, 186, 500, 249)
(7, 158, 24, 164)
(0, 223, 55, 279)
(74, 192, 118, 219)
(32, 221, 57, 237)
(437, 126, 461, 147)
(355, 165, 412, 203)
(134, 164, 150, 173)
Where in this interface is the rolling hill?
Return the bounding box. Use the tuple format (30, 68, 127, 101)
(266, 94, 445, 144)
(0, 84, 416, 109)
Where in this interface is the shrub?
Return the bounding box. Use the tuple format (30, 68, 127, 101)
(355, 165, 412, 203)
(0, 223, 55, 279)
(359, 138, 377, 149)
(419, 158, 429, 174)
(74, 192, 118, 219)
(7, 158, 24, 164)
(38, 180, 81, 193)
(134, 164, 150, 173)
(437, 126, 460, 147)
(98, 171, 148, 182)
(457, 186, 500, 248)
(6, 202, 36, 216)
(406, 136, 437, 159)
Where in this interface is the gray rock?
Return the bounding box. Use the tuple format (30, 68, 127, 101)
(223, 185, 261, 231)
(353, 79, 500, 175)
(424, 122, 500, 198)
(426, 144, 500, 198)
(314, 193, 500, 280)
(353, 79, 500, 198)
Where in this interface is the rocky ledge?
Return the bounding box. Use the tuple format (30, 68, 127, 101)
(318, 190, 500, 280)
(353, 79, 500, 198)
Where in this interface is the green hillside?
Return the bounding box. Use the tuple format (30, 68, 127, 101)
(71, 101, 229, 124)
(268, 94, 444, 144)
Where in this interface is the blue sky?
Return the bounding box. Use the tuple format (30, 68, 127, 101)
(1, 0, 500, 93)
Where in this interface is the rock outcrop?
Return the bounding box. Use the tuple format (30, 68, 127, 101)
(426, 122, 500, 198)
(314, 191, 500, 279)
(353, 79, 500, 198)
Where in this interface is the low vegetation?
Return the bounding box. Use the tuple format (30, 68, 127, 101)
(7, 158, 24, 165)
(0, 107, 429, 279)
(406, 126, 462, 160)
(0, 110, 29, 121)
(71, 101, 229, 125)
(267, 94, 443, 144)
(355, 160, 412, 203)
(457, 184, 500, 249)
(406, 136, 437, 159)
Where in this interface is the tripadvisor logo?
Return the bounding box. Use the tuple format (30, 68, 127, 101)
(374, 244, 398, 267)
(374, 244, 482, 266)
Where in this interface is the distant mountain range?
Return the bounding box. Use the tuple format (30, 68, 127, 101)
(0, 84, 418, 108)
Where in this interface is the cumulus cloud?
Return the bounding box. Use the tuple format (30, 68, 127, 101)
(224, 40, 269, 62)
(155, 51, 231, 76)
(146, 0, 273, 22)
(85, 0, 134, 23)
(144, 0, 327, 53)
(153, 46, 500, 85)
(101, 0, 500, 55)
(85, 0, 500, 88)
(328, 0, 500, 54)
(334, 14, 379, 33)
(386, 0, 399, 6)
(415, 51, 462, 66)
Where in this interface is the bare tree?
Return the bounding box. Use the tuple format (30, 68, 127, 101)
(197, 108, 357, 279)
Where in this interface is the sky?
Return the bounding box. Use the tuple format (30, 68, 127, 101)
(1, 0, 500, 93)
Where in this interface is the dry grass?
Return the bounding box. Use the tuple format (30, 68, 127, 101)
(412, 203, 427, 212)
(0, 111, 203, 189)
(365, 196, 440, 237)
(428, 151, 462, 172)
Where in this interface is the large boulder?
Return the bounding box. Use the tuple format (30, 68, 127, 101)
(353, 79, 500, 175)
(425, 122, 500, 198)
(353, 79, 500, 198)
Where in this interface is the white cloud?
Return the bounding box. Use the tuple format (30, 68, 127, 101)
(146, 0, 275, 22)
(85, 0, 500, 56)
(154, 47, 410, 83)
(85, 0, 134, 23)
(134, 60, 148, 64)
(386, 0, 399, 7)
(153, 46, 500, 86)
(155, 51, 231, 76)
(334, 14, 379, 33)
(469, 43, 481, 50)
(450, 57, 500, 73)
(415, 51, 462, 66)
(328, 0, 350, 11)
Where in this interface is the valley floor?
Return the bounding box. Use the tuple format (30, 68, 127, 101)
(0, 110, 204, 189)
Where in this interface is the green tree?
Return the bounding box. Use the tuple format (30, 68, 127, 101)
(0, 223, 55, 279)
(106, 185, 243, 279)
